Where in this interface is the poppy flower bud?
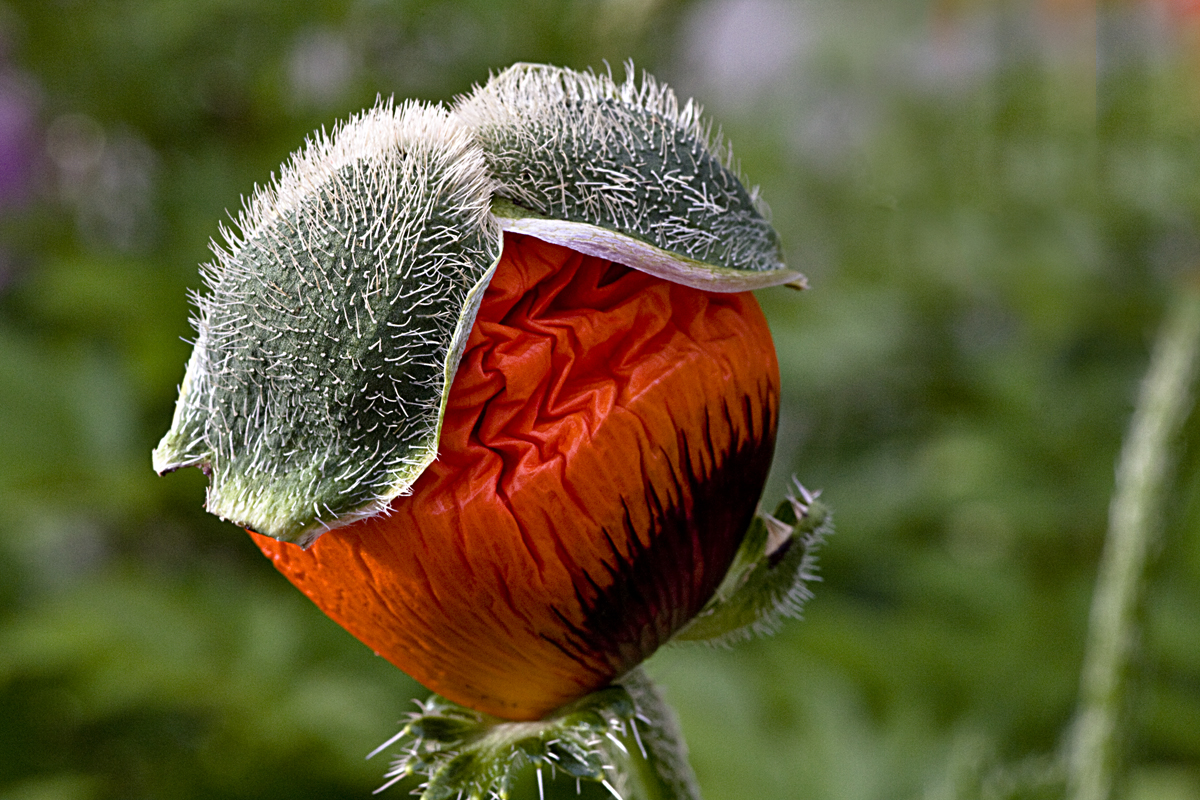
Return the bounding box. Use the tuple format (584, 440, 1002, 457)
(155, 64, 809, 723)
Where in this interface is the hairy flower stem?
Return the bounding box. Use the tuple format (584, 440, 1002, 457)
(1067, 279, 1200, 800)
(617, 670, 702, 800)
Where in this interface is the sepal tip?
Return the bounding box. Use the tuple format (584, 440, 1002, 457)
(673, 477, 831, 645)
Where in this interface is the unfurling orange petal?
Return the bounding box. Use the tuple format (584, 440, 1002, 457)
(251, 234, 780, 720)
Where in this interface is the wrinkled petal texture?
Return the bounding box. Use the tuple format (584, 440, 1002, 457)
(252, 234, 779, 720)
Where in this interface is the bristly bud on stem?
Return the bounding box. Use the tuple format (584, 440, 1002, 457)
(154, 62, 829, 799)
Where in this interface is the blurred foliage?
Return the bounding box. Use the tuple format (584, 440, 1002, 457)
(0, 1, 1197, 799)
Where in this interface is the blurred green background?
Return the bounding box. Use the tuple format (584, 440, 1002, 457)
(0, 1, 1197, 798)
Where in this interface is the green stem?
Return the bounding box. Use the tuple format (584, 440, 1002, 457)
(1066, 281, 1200, 800)
(617, 669, 703, 800)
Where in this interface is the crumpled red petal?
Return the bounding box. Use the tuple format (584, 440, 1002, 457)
(251, 233, 780, 720)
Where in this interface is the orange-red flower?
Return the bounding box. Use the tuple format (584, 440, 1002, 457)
(251, 233, 780, 720)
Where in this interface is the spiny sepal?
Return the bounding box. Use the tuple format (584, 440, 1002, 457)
(152, 99, 501, 546)
(455, 63, 805, 292)
(370, 682, 646, 799)
(673, 478, 831, 645)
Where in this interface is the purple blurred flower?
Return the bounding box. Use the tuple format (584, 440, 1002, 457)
(0, 69, 38, 209)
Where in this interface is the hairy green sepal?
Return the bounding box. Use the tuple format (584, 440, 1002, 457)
(674, 479, 831, 644)
(370, 668, 699, 800)
(152, 101, 501, 545)
(456, 63, 805, 292)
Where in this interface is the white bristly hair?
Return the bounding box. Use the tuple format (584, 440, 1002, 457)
(233, 99, 495, 252)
